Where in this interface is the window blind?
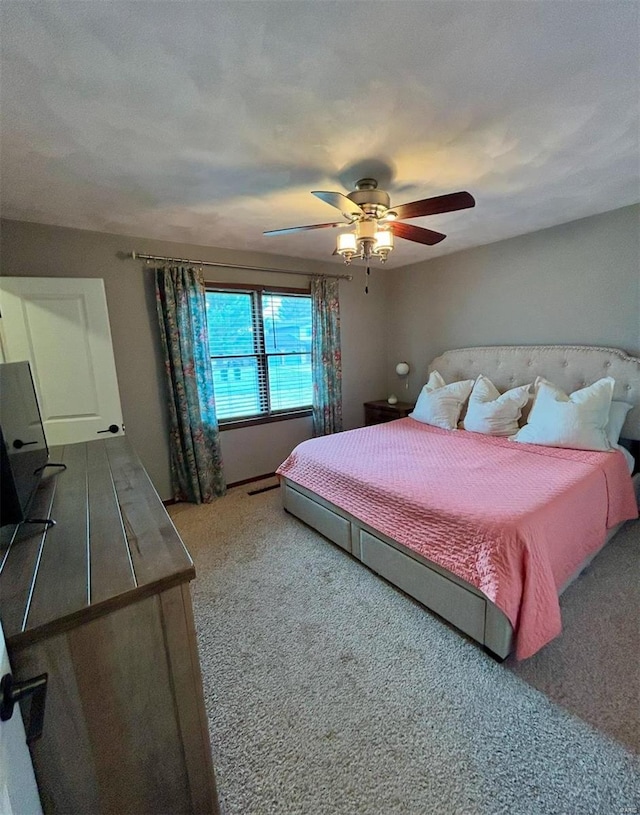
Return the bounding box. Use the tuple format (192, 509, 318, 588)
(206, 289, 312, 421)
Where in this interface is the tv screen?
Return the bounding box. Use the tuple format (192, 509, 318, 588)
(0, 361, 49, 526)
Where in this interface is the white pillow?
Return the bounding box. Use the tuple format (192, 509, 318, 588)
(606, 401, 634, 472)
(462, 375, 531, 437)
(616, 444, 635, 474)
(606, 401, 632, 446)
(410, 370, 474, 431)
(511, 376, 615, 451)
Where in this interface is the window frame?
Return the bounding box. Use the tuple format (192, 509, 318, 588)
(205, 281, 313, 430)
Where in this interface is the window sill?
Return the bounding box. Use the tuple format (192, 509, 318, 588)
(218, 409, 313, 431)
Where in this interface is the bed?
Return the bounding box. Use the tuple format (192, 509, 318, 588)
(277, 345, 640, 659)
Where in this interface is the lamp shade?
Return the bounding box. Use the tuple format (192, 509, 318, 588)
(373, 229, 394, 253)
(336, 232, 357, 254)
(395, 361, 410, 376)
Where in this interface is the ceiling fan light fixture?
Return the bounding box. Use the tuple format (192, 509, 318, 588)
(373, 228, 394, 261)
(336, 231, 357, 261)
(336, 220, 395, 264)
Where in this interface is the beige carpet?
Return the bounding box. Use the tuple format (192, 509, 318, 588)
(169, 483, 639, 815)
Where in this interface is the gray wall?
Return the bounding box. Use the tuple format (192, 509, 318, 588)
(2, 204, 637, 499)
(0, 219, 389, 499)
(387, 205, 640, 399)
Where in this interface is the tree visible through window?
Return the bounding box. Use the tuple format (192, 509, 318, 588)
(205, 288, 312, 422)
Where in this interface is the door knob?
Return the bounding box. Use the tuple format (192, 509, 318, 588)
(97, 424, 120, 434)
(13, 439, 38, 449)
(0, 671, 48, 744)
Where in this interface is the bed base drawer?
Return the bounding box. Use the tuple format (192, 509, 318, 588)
(358, 530, 486, 643)
(279, 479, 513, 659)
(282, 483, 352, 553)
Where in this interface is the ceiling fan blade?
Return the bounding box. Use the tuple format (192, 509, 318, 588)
(393, 191, 475, 221)
(311, 190, 364, 218)
(391, 222, 446, 245)
(264, 222, 346, 237)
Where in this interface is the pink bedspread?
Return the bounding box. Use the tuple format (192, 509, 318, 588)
(277, 419, 638, 658)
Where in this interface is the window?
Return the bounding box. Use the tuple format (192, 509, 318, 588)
(205, 286, 313, 424)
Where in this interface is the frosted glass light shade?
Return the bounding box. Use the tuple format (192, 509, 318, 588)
(336, 232, 357, 254)
(374, 229, 394, 253)
(395, 362, 410, 376)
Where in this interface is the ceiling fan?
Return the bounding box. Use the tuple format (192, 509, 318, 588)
(264, 178, 475, 264)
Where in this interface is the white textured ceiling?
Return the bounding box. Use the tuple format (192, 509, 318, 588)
(1, 1, 638, 268)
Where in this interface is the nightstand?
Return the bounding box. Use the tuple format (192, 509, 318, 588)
(364, 399, 415, 426)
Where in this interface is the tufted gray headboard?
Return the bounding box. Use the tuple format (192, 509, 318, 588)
(429, 345, 640, 440)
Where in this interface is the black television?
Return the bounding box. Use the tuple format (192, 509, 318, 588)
(0, 361, 49, 526)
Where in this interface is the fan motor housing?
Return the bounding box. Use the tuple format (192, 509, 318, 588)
(347, 178, 390, 217)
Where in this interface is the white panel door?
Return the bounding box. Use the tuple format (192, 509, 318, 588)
(0, 622, 43, 815)
(0, 278, 124, 445)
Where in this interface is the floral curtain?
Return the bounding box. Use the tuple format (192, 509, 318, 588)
(311, 276, 343, 436)
(155, 266, 226, 503)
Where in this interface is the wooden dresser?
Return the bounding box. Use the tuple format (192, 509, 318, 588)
(0, 437, 219, 814)
(363, 399, 415, 425)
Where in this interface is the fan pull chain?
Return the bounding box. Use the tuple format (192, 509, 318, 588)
(365, 265, 370, 295)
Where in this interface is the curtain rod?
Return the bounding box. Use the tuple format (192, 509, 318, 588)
(129, 251, 353, 281)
